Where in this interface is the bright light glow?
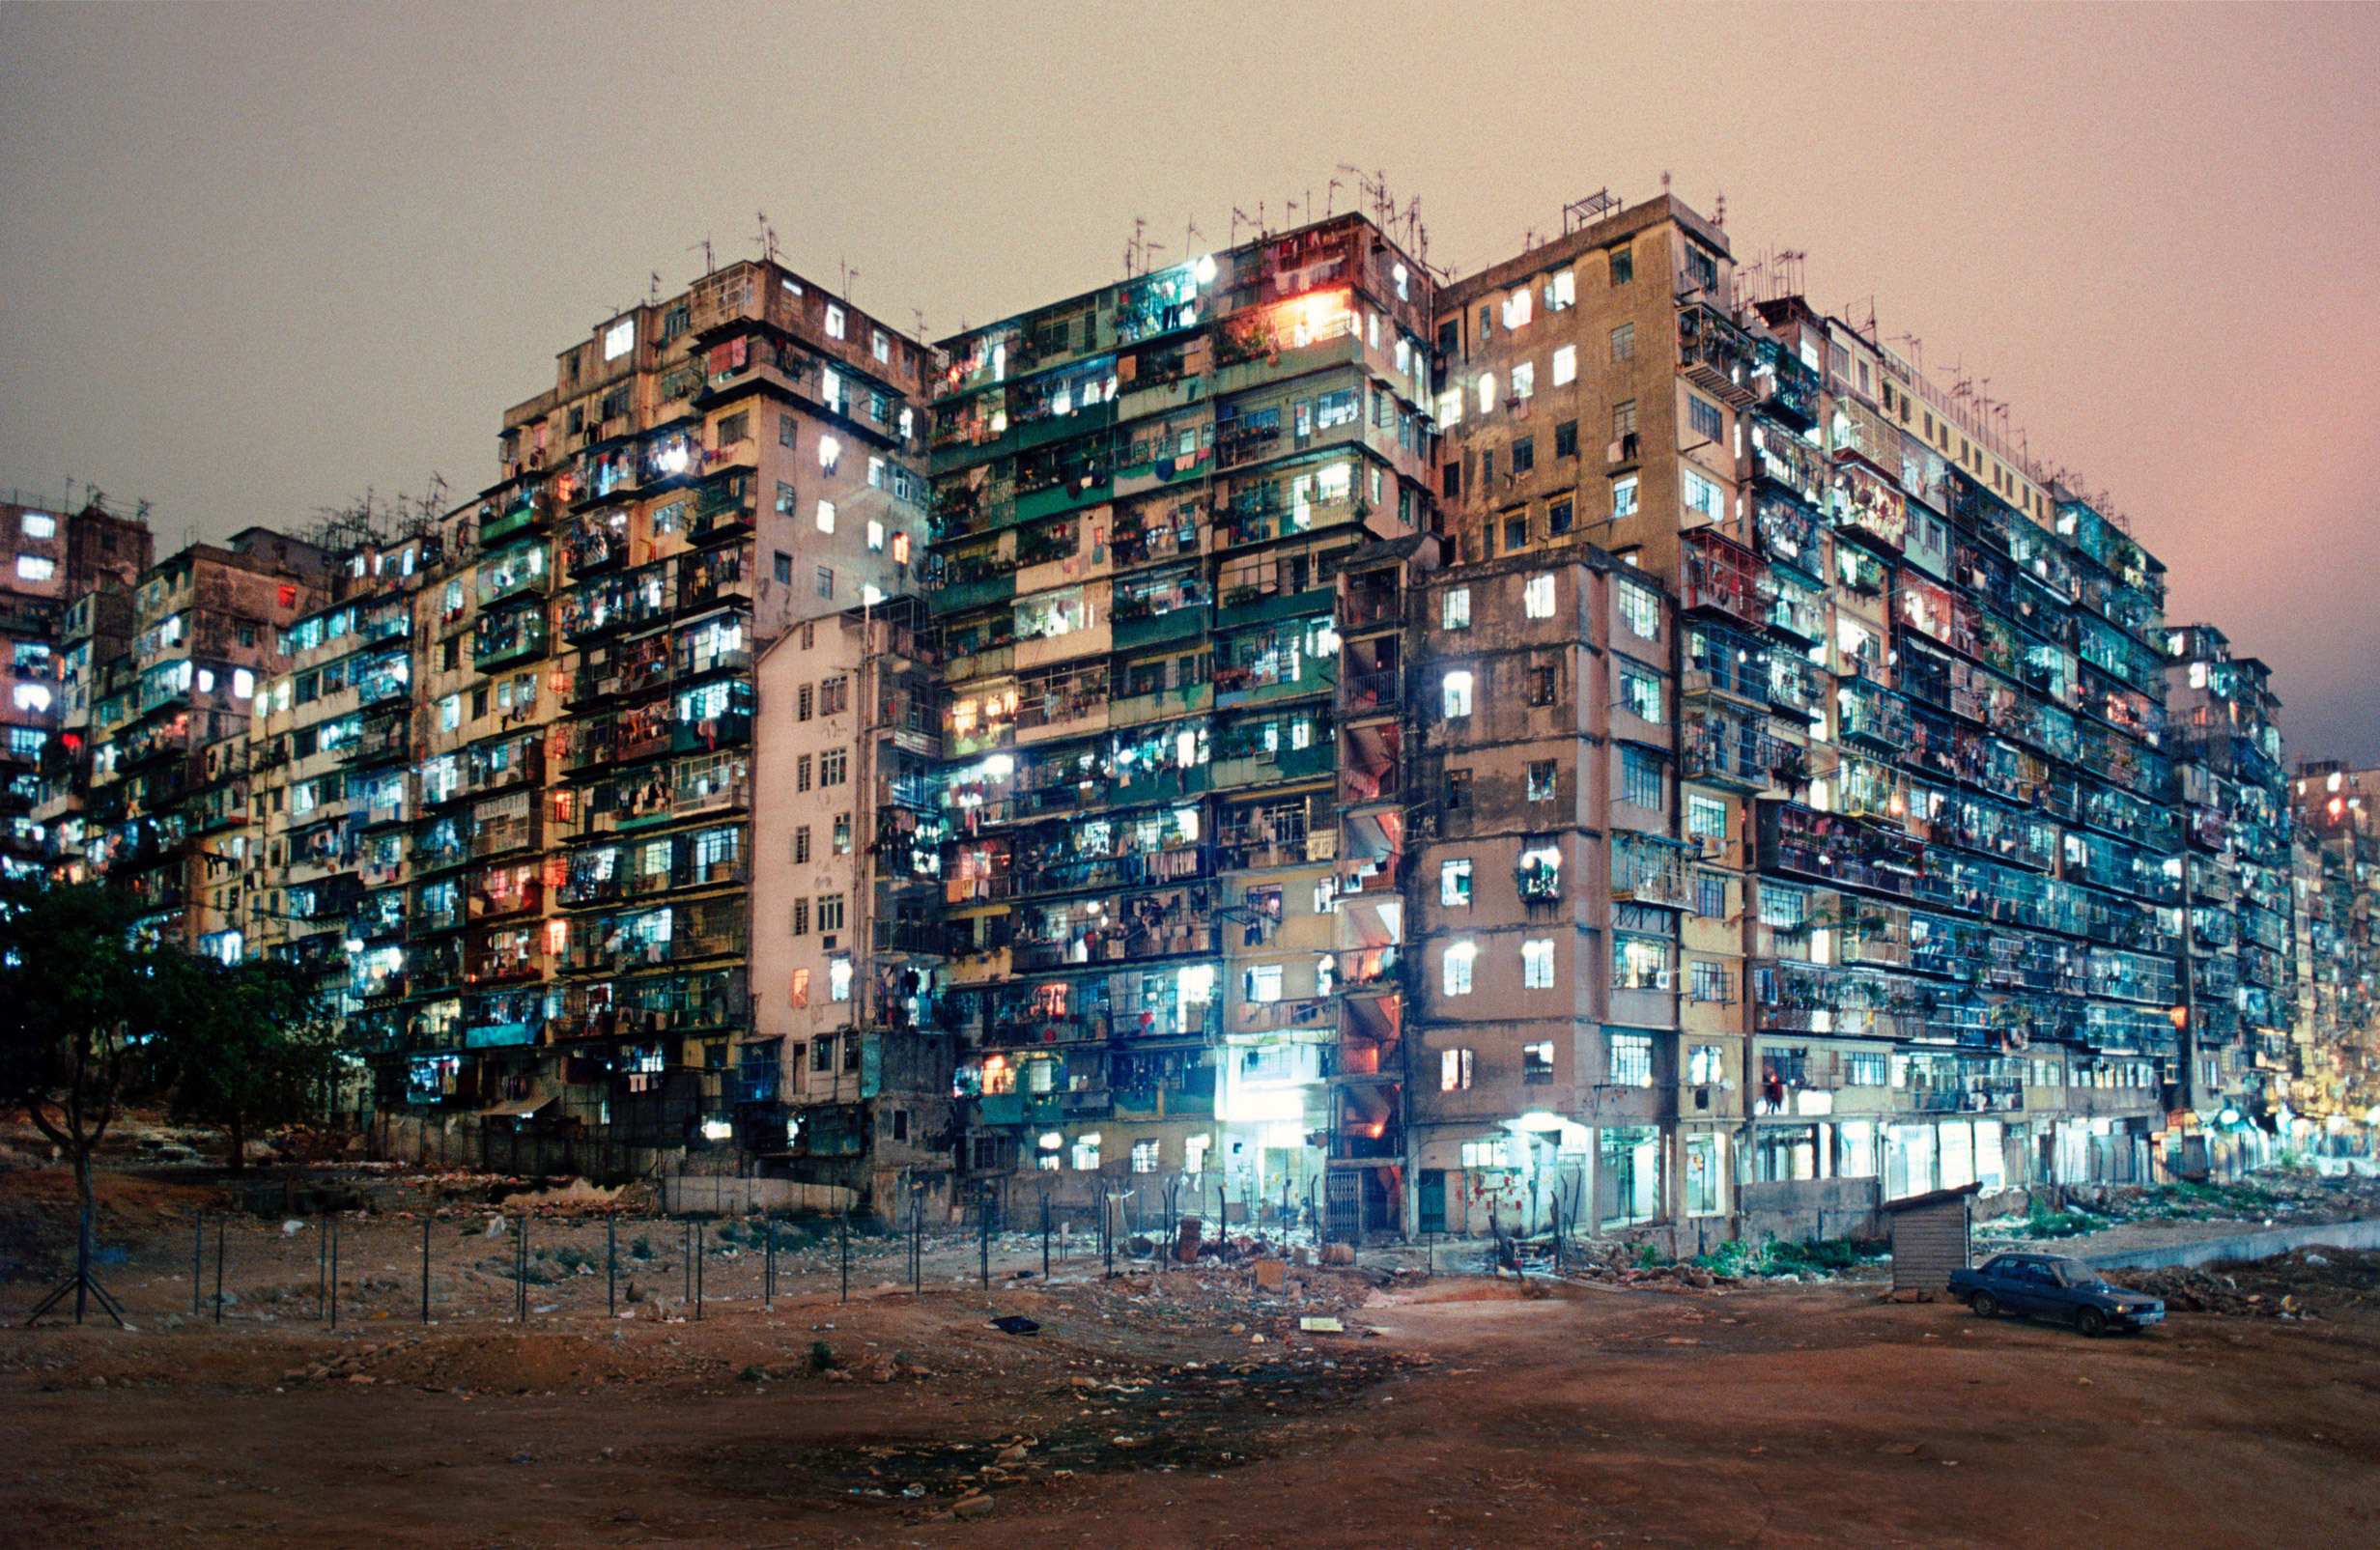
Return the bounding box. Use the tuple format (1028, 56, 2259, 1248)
(700, 1118, 735, 1141)
(982, 754, 1015, 778)
(19, 513, 54, 539)
(867, 520, 885, 552)
(1194, 254, 1218, 285)
(658, 443, 690, 474)
(815, 500, 836, 534)
(818, 434, 841, 472)
(1178, 964, 1217, 1003)
(1477, 374, 1496, 414)
(603, 319, 634, 360)
(14, 554, 53, 582)
(232, 670, 254, 698)
(1524, 574, 1556, 618)
(861, 584, 884, 606)
(1551, 344, 1577, 386)
(1442, 670, 1474, 718)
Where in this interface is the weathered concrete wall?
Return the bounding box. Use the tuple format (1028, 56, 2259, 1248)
(2083, 1216, 2380, 1272)
(1739, 1175, 1882, 1242)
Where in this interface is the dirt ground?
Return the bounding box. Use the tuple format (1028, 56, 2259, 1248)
(6, 1182, 2380, 1549)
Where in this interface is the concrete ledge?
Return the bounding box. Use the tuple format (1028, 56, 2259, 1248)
(2082, 1217, 2380, 1273)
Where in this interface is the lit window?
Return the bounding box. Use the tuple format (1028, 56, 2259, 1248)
(1524, 574, 1556, 618)
(1440, 859, 1473, 907)
(1072, 1133, 1100, 1170)
(1688, 795, 1728, 839)
(1440, 1048, 1474, 1091)
(1436, 389, 1463, 426)
(1441, 670, 1473, 718)
(1683, 468, 1723, 521)
(603, 319, 634, 360)
(1608, 1032, 1654, 1086)
(1615, 577, 1659, 637)
(1244, 964, 1283, 1003)
(19, 513, 54, 539)
(1442, 941, 1476, 997)
(815, 500, 836, 534)
(1550, 268, 1575, 310)
(1442, 588, 1471, 630)
(1523, 1041, 1556, 1084)
(1688, 1045, 1724, 1085)
(872, 328, 891, 363)
(12, 684, 50, 713)
(1131, 1139, 1159, 1173)
(1511, 361, 1535, 400)
(1522, 939, 1555, 990)
(15, 555, 54, 582)
(829, 956, 853, 1002)
(194, 669, 213, 694)
(1477, 374, 1497, 415)
(866, 521, 885, 552)
(1612, 475, 1639, 519)
(1551, 345, 1577, 386)
(818, 434, 841, 472)
(1502, 288, 1532, 329)
(232, 669, 254, 698)
(1621, 666, 1663, 724)
(891, 531, 911, 565)
(825, 304, 846, 339)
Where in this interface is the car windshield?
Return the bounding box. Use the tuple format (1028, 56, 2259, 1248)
(2052, 1260, 2102, 1287)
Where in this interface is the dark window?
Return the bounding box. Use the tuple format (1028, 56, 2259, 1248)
(1688, 397, 1724, 443)
(1511, 436, 1535, 474)
(1610, 244, 1634, 286)
(1686, 246, 1717, 291)
(1480, 449, 1495, 487)
(470, 687, 488, 719)
(1528, 760, 1557, 801)
(1554, 420, 1578, 459)
(1444, 768, 1472, 811)
(1441, 463, 1460, 498)
(1477, 305, 1492, 344)
(1503, 515, 1528, 551)
(816, 567, 835, 599)
(717, 410, 750, 445)
(1436, 318, 1458, 356)
(1548, 498, 1574, 535)
(1528, 665, 1556, 706)
(779, 413, 797, 448)
(773, 550, 792, 583)
(440, 638, 459, 671)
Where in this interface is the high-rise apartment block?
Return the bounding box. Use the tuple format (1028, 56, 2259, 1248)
(20, 186, 2374, 1223)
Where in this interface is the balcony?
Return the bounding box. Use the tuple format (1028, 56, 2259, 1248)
(1677, 302, 1757, 407)
(1339, 667, 1401, 719)
(478, 492, 549, 550)
(1681, 529, 1772, 631)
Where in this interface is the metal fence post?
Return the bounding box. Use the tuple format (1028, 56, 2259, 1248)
(192, 1212, 203, 1318)
(764, 1220, 775, 1310)
(979, 1195, 990, 1290)
(213, 1216, 225, 1324)
(318, 1210, 328, 1321)
(694, 1221, 703, 1321)
(328, 1213, 339, 1331)
(607, 1216, 617, 1319)
(839, 1211, 849, 1305)
(1041, 1194, 1051, 1281)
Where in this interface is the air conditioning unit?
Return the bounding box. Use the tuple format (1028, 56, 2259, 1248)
(1654, 970, 1673, 991)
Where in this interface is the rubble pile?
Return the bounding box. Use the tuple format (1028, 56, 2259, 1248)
(2107, 1247, 2380, 1317)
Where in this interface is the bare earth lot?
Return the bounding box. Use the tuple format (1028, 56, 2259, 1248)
(6, 1206, 2378, 1550)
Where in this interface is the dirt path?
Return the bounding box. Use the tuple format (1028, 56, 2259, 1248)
(6, 1260, 2377, 1550)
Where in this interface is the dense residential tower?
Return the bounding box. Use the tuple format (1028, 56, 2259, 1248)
(2289, 763, 2378, 1152)
(926, 214, 1438, 1229)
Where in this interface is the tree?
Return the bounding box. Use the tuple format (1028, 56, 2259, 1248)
(160, 955, 347, 1177)
(0, 880, 184, 1324)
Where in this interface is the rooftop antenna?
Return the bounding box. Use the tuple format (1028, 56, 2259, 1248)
(1325, 177, 1344, 217)
(649, 271, 662, 304)
(1374, 168, 1390, 224)
(756, 211, 779, 267)
(1661, 170, 1672, 194)
(690, 237, 715, 276)
(912, 307, 927, 342)
(1714, 191, 1726, 229)
(840, 258, 857, 300)
(1231, 206, 1254, 245)
(1184, 216, 1203, 262)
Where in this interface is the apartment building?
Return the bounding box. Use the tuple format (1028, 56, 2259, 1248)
(6, 495, 152, 875)
(78, 530, 329, 950)
(925, 213, 1438, 1229)
(244, 524, 439, 1023)
(371, 258, 931, 1160)
(2289, 763, 2378, 1154)
(748, 598, 954, 1208)
(1406, 550, 1696, 1236)
(1433, 192, 2192, 1232)
(2166, 626, 2294, 1168)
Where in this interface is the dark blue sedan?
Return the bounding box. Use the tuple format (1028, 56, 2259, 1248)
(1948, 1253, 2165, 1335)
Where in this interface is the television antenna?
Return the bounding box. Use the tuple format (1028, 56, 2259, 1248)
(690, 237, 715, 276)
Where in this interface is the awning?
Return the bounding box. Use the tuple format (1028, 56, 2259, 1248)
(478, 1096, 552, 1118)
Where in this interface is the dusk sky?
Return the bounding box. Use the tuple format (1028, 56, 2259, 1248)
(2, 2, 2373, 762)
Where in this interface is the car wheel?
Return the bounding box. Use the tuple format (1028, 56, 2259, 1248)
(2075, 1306, 2107, 1338)
(1970, 1292, 2000, 1319)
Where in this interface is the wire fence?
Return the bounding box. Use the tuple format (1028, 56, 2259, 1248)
(13, 1191, 1321, 1332)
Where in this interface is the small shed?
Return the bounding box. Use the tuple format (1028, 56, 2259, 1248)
(1878, 1182, 1982, 1297)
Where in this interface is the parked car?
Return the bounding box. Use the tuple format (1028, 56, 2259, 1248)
(1948, 1252, 2165, 1335)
